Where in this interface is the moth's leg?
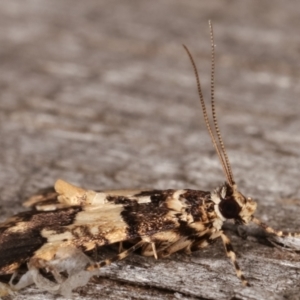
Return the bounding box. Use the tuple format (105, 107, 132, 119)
(159, 237, 191, 258)
(140, 231, 181, 258)
(93, 245, 98, 261)
(252, 217, 300, 238)
(252, 217, 300, 250)
(141, 241, 169, 257)
(118, 242, 124, 253)
(188, 236, 215, 253)
(220, 232, 249, 286)
(151, 243, 158, 259)
(86, 240, 144, 271)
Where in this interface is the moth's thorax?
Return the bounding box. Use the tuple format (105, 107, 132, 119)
(211, 182, 257, 224)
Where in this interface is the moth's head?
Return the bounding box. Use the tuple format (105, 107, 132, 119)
(212, 182, 257, 224)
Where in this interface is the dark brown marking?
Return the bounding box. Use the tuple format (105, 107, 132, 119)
(190, 232, 216, 251)
(0, 207, 82, 274)
(234, 261, 240, 271)
(176, 219, 198, 237)
(99, 261, 106, 267)
(106, 196, 138, 206)
(134, 190, 174, 206)
(182, 190, 211, 222)
(224, 242, 234, 253)
(69, 225, 110, 248)
(121, 203, 176, 239)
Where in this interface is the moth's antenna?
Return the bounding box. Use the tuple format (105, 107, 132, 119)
(183, 21, 235, 186)
(208, 21, 235, 186)
(183, 45, 229, 184)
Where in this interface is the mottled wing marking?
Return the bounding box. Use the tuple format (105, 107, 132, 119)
(33, 187, 188, 261)
(23, 180, 153, 211)
(0, 207, 82, 275)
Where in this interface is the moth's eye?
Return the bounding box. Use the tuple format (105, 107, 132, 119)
(219, 198, 241, 219)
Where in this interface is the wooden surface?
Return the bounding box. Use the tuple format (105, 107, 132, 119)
(1, 1, 300, 299)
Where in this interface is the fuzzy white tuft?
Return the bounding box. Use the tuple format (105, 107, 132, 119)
(10, 246, 99, 297)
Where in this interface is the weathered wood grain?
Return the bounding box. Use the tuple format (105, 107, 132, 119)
(1, 1, 300, 299)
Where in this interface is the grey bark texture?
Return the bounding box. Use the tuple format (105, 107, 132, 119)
(1, 1, 300, 299)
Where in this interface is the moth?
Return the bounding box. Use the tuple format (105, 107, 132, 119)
(0, 21, 299, 297)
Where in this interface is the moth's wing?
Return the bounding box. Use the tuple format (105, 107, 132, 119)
(23, 179, 151, 211)
(36, 199, 181, 258)
(2, 183, 206, 277)
(23, 186, 59, 210)
(24, 189, 155, 211)
(0, 187, 185, 273)
(35, 188, 205, 263)
(0, 207, 82, 275)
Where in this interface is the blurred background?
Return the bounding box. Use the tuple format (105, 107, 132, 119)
(0, 1, 300, 299)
